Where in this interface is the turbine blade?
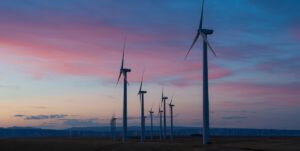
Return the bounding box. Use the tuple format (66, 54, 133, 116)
(170, 95, 174, 105)
(161, 88, 164, 105)
(121, 50, 124, 70)
(207, 40, 217, 57)
(200, 32, 217, 56)
(185, 32, 200, 59)
(139, 70, 144, 93)
(116, 36, 127, 87)
(139, 81, 142, 92)
(141, 69, 145, 86)
(159, 105, 161, 112)
(199, 0, 205, 29)
(116, 71, 122, 87)
(151, 103, 154, 112)
(137, 78, 141, 95)
(121, 36, 127, 70)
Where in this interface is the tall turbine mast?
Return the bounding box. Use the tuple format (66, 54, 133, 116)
(149, 104, 154, 140)
(110, 114, 117, 141)
(116, 36, 131, 143)
(169, 96, 175, 141)
(138, 70, 147, 143)
(158, 105, 163, 141)
(161, 89, 168, 140)
(185, 0, 217, 145)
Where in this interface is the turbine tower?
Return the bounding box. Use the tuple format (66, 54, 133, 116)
(138, 71, 147, 143)
(185, 0, 217, 145)
(116, 37, 131, 143)
(169, 96, 175, 141)
(149, 105, 154, 140)
(158, 105, 163, 141)
(161, 89, 168, 140)
(110, 114, 117, 141)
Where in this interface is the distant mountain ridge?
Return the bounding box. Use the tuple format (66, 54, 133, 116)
(0, 126, 300, 138)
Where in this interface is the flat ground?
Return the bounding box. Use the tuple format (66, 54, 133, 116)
(0, 137, 299, 151)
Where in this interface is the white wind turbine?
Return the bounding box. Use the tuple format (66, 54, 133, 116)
(185, 0, 217, 144)
(158, 104, 163, 140)
(138, 71, 147, 143)
(149, 104, 154, 140)
(161, 89, 168, 140)
(116, 36, 131, 143)
(110, 114, 117, 141)
(169, 96, 175, 141)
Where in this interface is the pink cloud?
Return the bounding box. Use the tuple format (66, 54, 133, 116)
(214, 82, 299, 107)
(184, 63, 232, 81)
(153, 63, 232, 87)
(0, 13, 232, 86)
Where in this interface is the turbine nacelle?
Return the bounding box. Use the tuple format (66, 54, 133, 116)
(138, 90, 147, 94)
(162, 96, 168, 100)
(122, 68, 131, 73)
(200, 29, 214, 35)
(158, 104, 163, 113)
(110, 117, 117, 124)
(169, 104, 175, 107)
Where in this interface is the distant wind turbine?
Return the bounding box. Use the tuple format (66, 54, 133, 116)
(158, 104, 163, 141)
(185, 0, 217, 145)
(116, 36, 131, 143)
(161, 89, 168, 140)
(110, 114, 117, 141)
(169, 96, 175, 141)
(138, 70, 147, 143)
(149, 104, 154, 140)
(68, 129, 72, 138)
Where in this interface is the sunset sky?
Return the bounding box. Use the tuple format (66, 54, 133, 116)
(0, 0, 299, 129)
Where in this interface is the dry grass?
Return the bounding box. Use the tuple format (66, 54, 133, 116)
(0, 137, 299, 151)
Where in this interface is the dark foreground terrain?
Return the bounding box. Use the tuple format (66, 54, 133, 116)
(0, 137, 299, 151)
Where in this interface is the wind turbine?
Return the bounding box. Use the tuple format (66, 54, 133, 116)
(169, 96, 175, 141)
(161, 89, 168, 140)
(110, 114, 117, 141)
(68, 129, 72, 138)
(158, 105, 163, 141)
(116, 36, 131, 143)
(138, 71, 147, 143)
(185, 0, 217, 145)
(149, 104, 154, 140)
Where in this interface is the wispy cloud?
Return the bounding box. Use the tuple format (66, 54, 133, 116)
(31, 106, 49, 109)
(14, 114, 25, 118)
(15, 114, 68, 120)
(222, 116, 247, 120)
(62, 118, 100, 127)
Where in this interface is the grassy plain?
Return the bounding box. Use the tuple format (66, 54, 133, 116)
(0, 137, 299, 151)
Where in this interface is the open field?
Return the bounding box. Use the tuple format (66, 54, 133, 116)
(0, 137, 299, 151)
